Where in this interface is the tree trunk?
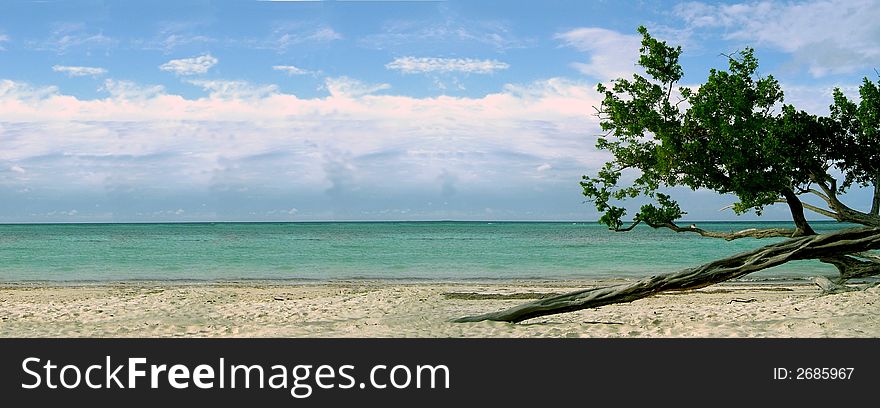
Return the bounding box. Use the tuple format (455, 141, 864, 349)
(819, 255, 880, 283)
(781, 188, 816, 236)
(452, 227, 880, 323)
(871, 175, 880, 216)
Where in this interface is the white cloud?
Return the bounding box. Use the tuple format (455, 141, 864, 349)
(779, 82, 862, 115)
(306, 27, 343, 42)
(52, 65, 107, 77)
(268, 24, 342, 51)
(159, 54, 218, 76)
(324, 76, 391, 98)
(536, 163, 552, 172)
(0, 79, 59, 100)
(386, 57, 509, 74)
(555, 27, 642, 81)
(149, 34, 214, 53)
(30, 23, 116, 54)
(360, 19, 533, 51)
(100, 79, 166, 100)
(0, 34, 9, 50)
(186, 79, 279, 99)
(272, 65, 313, 75)
(138, 22, 215, 53)
(675, 0, 880, 77)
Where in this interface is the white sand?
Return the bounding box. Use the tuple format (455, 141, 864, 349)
(0, 280, 877, 337)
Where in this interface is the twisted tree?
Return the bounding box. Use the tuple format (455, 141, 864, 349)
(454, 27, 880, 323)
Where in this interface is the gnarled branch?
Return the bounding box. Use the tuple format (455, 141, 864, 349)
(819, 255, 880, 283)
(453, 227, 880, 323)
(775, 198, 840, 220)
(615, 220, 797, 241)
(812, 173, 880, 227)
(612, 219, 642, 232)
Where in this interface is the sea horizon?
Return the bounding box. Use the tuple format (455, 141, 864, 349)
(0, 221, 856, 283)
(0, 219, 836, 225)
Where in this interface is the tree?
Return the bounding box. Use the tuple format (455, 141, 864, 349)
(454, 27, 880, 323)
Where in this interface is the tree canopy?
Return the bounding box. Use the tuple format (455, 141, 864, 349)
(582, 26, 880, 237)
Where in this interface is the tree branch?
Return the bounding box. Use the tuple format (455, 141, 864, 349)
(807, 188, 830, 203)
(775, 198, 841, 220)
(612, 219, 642, 232)
(453, 227, 880, 323)
(811, 172, 880, 227)
(854, 251, 880, 262)
(647, 221, 797, 241)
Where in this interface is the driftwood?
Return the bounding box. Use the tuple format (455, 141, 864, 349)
(453, 227, 880, 323)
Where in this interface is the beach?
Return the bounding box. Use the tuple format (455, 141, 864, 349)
(1, 280, 877, 337)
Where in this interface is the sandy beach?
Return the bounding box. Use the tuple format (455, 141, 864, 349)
(1, 280, 877, 337)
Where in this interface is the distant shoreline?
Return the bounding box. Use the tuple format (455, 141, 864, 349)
(0, 220, 848, 226)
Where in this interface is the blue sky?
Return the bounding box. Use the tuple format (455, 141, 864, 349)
(0, 0, 878, 222)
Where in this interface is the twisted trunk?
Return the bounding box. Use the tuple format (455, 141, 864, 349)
(453, 227, 880, 323)
(819, 254, 880, 283)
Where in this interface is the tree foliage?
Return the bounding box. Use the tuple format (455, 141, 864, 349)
(582, 26, 880, 233)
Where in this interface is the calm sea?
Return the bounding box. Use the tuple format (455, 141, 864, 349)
(0, 221, 852, 282)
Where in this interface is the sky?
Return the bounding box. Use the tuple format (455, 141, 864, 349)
(0, 0, 878, 222)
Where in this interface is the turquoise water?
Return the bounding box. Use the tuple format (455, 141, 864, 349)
(0, 221, 853, 282)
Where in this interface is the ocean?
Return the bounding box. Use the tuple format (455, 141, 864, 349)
(0, 221, 853, 282)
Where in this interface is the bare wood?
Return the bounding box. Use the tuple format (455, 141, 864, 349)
(612, 219, 642, 232)
(819, 255, 880, 282)
(800, 202, 840, 220)
(813, 276, 880, 295)
(854, 251, 880, 262)
(776, 197, 841, 220)
(614, 219, 797, 240)
(813, 174, 880, 227)
(452, 227, 880, 323)
(643, 221, 797, 240)
(781, 188, 816, 235)
(812, 276, 858, 295)
(658, 222, 799, 240)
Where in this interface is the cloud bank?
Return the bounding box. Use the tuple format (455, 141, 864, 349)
(674, 0, 880, 76)
(0, 76, 604, 221)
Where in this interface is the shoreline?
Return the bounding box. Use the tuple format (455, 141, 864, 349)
(0, 275, 830, 287)
(1, 279, 877, 338)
